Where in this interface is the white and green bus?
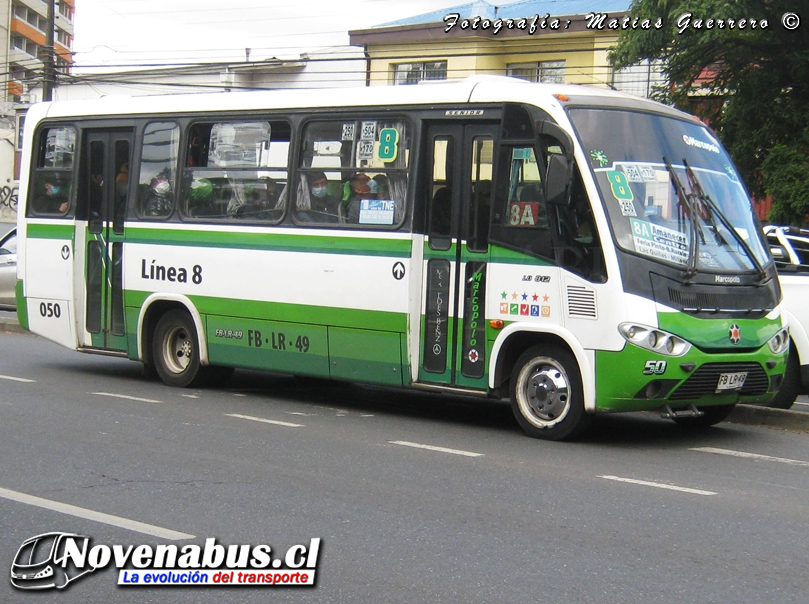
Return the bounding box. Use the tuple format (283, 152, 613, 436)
(15, 76, 789, 440)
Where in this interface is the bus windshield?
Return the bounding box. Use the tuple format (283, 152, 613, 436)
(569, 108, 770, 275)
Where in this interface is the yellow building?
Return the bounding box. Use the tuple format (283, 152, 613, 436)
(349, 0, 662, 98)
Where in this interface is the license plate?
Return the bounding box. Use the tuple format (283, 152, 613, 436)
(715, 371, 747, 393)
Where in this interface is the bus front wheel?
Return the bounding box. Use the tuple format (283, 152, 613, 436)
(768, 346, 799, 410)
(509, 345, 591, 440)
(153, 309, 207, 388)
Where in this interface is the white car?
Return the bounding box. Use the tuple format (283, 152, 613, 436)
(0, 228, 16, 310)
(765, 225, 809, 408)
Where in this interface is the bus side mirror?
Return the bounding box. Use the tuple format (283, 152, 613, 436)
(535, 120, 574, 161)
(545, 154, 570, 206)
(535, 120, 574, 205)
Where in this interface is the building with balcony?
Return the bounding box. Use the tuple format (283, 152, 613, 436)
(7, 0, 73, 103)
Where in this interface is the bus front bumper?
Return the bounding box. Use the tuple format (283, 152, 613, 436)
(593, 343, 788, 413)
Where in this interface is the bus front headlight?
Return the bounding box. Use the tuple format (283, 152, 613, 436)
(618, 323, 692, 357)
(768, 328, 790, 354)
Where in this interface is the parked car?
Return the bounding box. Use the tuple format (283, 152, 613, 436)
(0, 227, 17, 310)
(764, 225, 809, 408)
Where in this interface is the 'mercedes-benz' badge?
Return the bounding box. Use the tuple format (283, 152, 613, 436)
(729, 324, 741, 345)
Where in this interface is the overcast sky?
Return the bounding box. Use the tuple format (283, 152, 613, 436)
(71, 0, 475, 69)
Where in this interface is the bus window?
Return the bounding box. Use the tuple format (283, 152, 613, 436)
(428, 137, 453, 249)
(181, 120, 288, 223)
(467, 137, 493, 252)
(296, 119, 408, 227)
(137, 122, 179, 219)
(552, 167, 606, 283)
(489, 145, 552, 260)
(28, 126, 75, 217)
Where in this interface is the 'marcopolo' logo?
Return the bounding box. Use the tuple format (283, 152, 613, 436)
(10, 532, 321, 590)
(729, 324, 741, 345)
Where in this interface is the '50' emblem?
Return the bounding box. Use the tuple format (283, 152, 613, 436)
(643, 360, 667, 375)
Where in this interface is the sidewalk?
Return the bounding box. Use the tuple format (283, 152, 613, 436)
(2, 310, 808, 434)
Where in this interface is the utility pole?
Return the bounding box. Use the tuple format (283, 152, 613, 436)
(42, 0, 56, 101)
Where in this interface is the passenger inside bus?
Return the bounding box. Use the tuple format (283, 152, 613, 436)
(297, 171, 340, 223)
(34, 175, 70, 214)
(143, 169, 174, 217)
(343, 172, 378, 223)
(35, 178, 69, 214)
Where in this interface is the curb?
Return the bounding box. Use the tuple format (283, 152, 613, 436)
(1, 315, 808, 432)
(728, 404, 809, 433)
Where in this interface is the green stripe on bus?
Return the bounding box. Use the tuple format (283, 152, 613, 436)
(27, 222, 74, 239)
(16, 280, 28, 330)
(124, 291, 408, 333)
(125, 227, 412, 257)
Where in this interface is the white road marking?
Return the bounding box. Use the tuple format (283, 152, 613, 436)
(225, 413, 303, 428)
(692, 447, 809, 468)
(0, 374, 35, 383)
(599, 475, 717, 496)
(793, 401, 809, 407)
(181, 394, 199, 399)
(389, 441, 484, 458)
(93, 392, 162, 404)
(0, 487, 194, 540)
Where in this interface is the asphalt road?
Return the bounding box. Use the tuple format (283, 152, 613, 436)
(2, 331, 809, 603)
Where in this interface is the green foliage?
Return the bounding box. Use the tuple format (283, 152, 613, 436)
(762, 142, 809, 226)
(610, 0, 809, 224)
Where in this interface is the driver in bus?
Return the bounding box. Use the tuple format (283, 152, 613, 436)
(35, 179, 69, 214)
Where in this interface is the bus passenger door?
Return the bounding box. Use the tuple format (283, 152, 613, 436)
(80, 130, 132, 351)
(419, 123, 496, 389)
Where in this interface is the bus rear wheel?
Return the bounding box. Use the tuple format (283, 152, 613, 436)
(509, 345, 591, 441)
(153, 309, 208, 388)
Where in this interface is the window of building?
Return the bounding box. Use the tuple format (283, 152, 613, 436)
(59, 3, 73, 21)
(392, 61, 447, 85)
(612, 60, 666, 98)
(296, 118, 409, 226)
(181, 120, 290, 223)
(507, 61, 566, 84)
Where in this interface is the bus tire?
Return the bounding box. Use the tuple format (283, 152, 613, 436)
(673, 404, 735, 428)
(152, 309, 207, 388)
(509, 344, 591, 441)
(768, 346, 799, 410)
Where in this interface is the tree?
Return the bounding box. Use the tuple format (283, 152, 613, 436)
(609, 0, 809, 225)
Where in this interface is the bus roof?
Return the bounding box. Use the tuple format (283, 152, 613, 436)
(31, 76, 687, 122)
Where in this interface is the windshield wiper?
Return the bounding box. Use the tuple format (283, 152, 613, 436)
(682, 159, 767, 282)
(664, 156, 700, 281)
